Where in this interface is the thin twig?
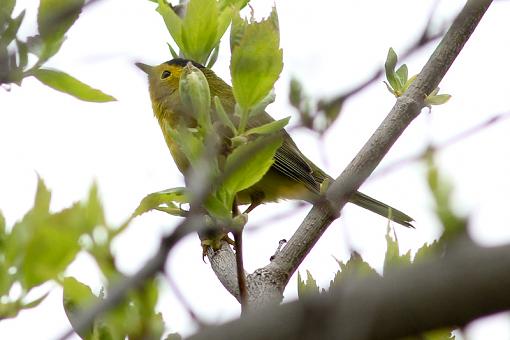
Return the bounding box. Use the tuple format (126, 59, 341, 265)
(233, 230, 248, 313)
(164, 272, 206, 327)
(232, 201, 248, 312)
(372, 111, 510, 180)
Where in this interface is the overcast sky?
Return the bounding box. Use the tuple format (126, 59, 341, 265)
(1, 0, 510, 338)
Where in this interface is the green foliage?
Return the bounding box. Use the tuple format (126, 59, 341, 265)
(297, 270, 320, 298)
(155, 0, 233, 65)
(221, 136, 282, 204)
(0, 0, 16, 29)
(383, 225, 412, 274)
(38, 0, 84, 44)
(244, 117, 290, 136)
(214, 96, 237, 134)
(0, 0, 115, 101)
(329, 253, 379, 289)
(63, 277, 165, 340)
(384, 47, 450, 106)
(0, 178, 171, 337)
(167, 48, 287, 220)
(413, 240, 441, 264)
(384, 48, 415, 97)
(0, 179, 97, 317)
(299, 231, 455, 338)
(425, 88, 452, 107)
(133, 187, 189, 218)
(63, 277, 99, 339)
(426, 152, 467, 237)
(230, 7, 283, 112)
(33, 69, 116, 102)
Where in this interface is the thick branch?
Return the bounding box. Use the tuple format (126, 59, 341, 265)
(188, 238, 510, 340)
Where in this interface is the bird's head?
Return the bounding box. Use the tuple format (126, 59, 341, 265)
(136, 58, 206, 101)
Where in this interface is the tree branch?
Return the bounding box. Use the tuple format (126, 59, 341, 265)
(188, 238, 510, 340)
(267, 0, 493, 292)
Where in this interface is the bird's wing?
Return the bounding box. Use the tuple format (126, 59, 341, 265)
(248, 112, 321, 193)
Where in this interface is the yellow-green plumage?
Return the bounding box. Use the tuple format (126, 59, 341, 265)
(137, 58, 414, 227)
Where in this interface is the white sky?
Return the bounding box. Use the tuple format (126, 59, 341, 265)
(1, 0, 510, 339)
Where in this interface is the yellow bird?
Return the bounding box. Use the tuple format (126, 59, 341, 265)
(137, 58, 413, 228)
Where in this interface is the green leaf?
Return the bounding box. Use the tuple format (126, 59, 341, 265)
(63, 277, 98, 340)
(89, 279, 165, 340)
(0, 10, 25, 47)
(0, 233, 10, 296)
(204, 192, 231, 219)
(181, 0, 222, 64)
(3, 177, 51, 269)
(402, 74, 417, 92)
(37, 0, 84, 44)
(133, 188, 189, 217)
(22, 204, 84, 288)
(384, 47, 398, 91)
(425, 94, 451, 106)
(383, 225, 411, 274)
(2, 180, 105, 291)
(0, 0, 16, 31)
(215, 5, 233, 44)
(33, 176, 51, 215)
(395, 64, 408, 88)
(329, 252, 378, 290)
(37, 35, 66, 63)
(249, 90, 276, 117)
(167, 42, 179, 59)
(165, 124, 204, 169)
(0, 300, 24, 319)
(244, 117, 289, 136)
(33, 68, 116, 102)
(413, 240, 440, 264)
(429, 87, 440, 97)
(0, 210, 5, 240)
(426, 153, 466, 237)
(213, 96, 237, 134)
(230, 7, 283, 110)
(206, 44, 220, 68)
(223, 135, 282, 199)
(297, 271, 320, 299)
(229, 12, 245, 52)
(84, 182, 106, 230)
(157, 0, 183, 51)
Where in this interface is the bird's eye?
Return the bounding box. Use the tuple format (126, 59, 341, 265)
(161, 70, 171, 79)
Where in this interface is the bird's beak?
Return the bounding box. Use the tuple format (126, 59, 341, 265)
(135, 62, 153, 74)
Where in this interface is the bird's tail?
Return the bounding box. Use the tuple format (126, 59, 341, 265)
(349, 191, 414, 228)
